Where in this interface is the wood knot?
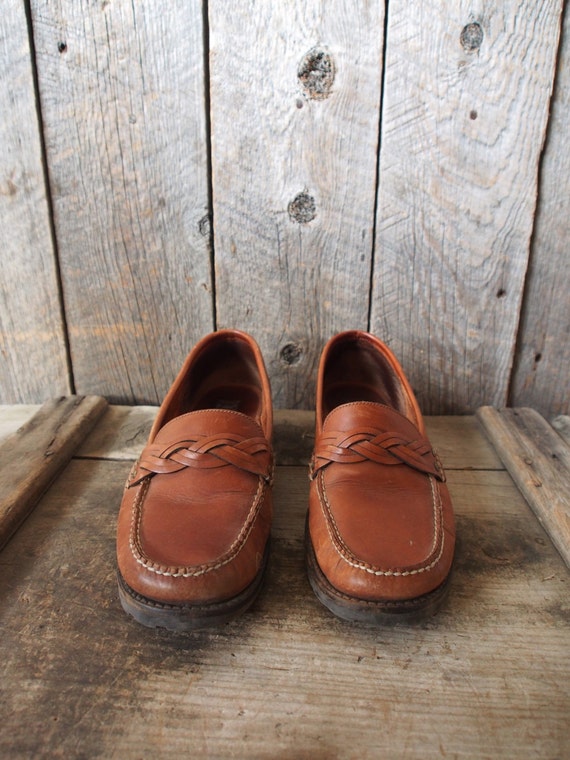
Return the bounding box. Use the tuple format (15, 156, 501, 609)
(198, 214, 211, 237)
(460, 22, 484, 52)
(298, 47, 335, 100)
(280, 343, 303, 366)
(288, 192, 316, 224)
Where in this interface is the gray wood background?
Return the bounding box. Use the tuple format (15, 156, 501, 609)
(1, 0, 568, 415)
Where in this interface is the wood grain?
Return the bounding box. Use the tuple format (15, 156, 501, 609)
(510, 1, 570, 416)
(209, 1, 384, 407)
(0, 395, 107, 551)
(29, 0, 213, 404)
(76, 404, 157, 460)
(0, 4, 69, 403)
(0, 448, 567, 758)
(0, 405, 40, 442)
(477, 406, 570, 569)
(552, 415, 570, 447)
(1, 4, 569, 416)
(371, 1, 564, 413)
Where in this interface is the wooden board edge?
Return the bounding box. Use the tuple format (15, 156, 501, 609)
(476, 406, 570, 569)
(0, 395, 108, 551)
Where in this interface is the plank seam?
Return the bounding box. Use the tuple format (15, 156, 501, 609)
(506, 0, 566, 408)
(23, 0, 75, 394)
(202, 0, 217, 328)
(367, 0, 390, 330)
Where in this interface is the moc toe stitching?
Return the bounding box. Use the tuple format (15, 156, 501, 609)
(317, 469, 446, 578)
(129, 475, 268, 578)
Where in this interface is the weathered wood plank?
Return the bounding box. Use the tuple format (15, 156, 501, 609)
(0, 395, 107, 551)
(0, 459, 567, 758)
(425, 415, 504, 471)
(510, 2, 570, 416)
(0, 3, 69, 403)
(75, 404, 157, 460)
(209, 1, 384, 407)
(477, 406, 570, 569)
(29, 0, 213, 404)
(371, 1, 563, 413)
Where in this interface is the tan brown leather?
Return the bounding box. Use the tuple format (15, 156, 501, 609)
(116, 330, 273, 629)
(307, 331, 455, 622)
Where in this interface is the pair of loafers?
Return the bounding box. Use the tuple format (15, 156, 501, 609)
(116, 330, 455, 630)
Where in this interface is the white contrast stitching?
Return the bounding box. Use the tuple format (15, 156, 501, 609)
(317, 470, 444, 577)
(128, 474, 267, 577)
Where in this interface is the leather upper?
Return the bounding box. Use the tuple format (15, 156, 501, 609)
(116, 330, 273, 606)
(308, 332, 455, 602)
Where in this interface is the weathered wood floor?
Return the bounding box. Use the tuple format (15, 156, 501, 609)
(0, 406, 569, 758)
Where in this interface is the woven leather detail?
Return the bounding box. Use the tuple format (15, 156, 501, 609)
(310, 429, 445, 481)
(128, 433, 272, 487)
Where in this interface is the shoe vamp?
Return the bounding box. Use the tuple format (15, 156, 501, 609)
(322, 460, 440, 571)
(138, 466, 260, 568)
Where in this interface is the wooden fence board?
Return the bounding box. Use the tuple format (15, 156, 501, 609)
(510, 1, 570, 416)
(477, 406, 570, 569)
(209, 1, 384, 408)
(371, 1, 563, 413)
(29, 0, 213, 404)
(0, 4, 69, 403)
(0, 395, 107, 551)
(1, 3, 568, 416)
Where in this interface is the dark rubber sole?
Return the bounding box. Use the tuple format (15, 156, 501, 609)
(305, 525, 451, 624)
(117, 544, 269, 632)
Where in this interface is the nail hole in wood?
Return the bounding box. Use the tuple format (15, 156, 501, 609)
(280, 343, 303, 366)
(460, 22, 484, 52)
(496, 288, 507, 298)
(58, 41, 68, 54)
(288, 192, 316, 224)
(298, 47, 335, 100)
(534, 352, 542, 363)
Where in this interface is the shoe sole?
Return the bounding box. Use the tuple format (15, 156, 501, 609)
(305, 524, 451, 624)
(117, 543, 269, 631)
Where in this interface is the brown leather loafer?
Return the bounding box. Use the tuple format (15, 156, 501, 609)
(116, 330, 273, 630)
(307, 331, 455, 623)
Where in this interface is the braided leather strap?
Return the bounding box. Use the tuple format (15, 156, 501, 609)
(128, 433, 272, 487)
(310, 429, 445, 481)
